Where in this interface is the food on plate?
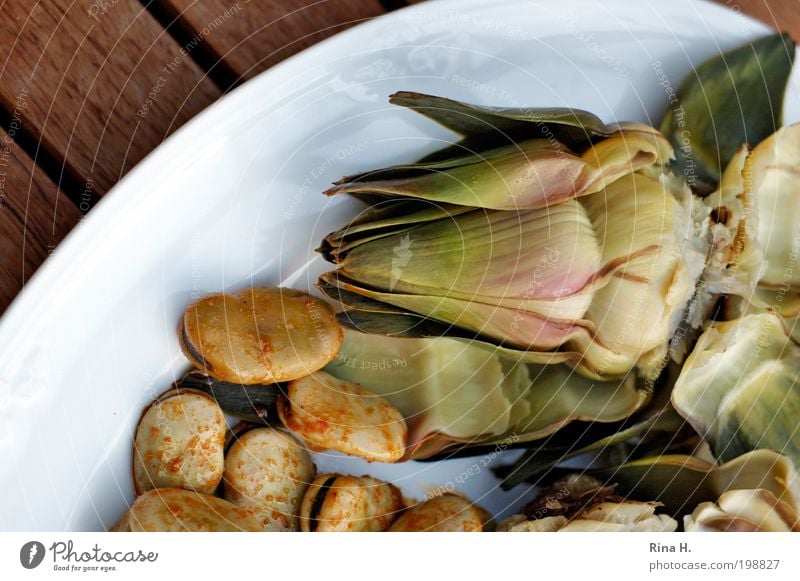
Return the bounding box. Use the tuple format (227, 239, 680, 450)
(389, 494, 491, 532)
(684, 489, 800, 532)
(278, 370, 407, 462)
(117, 32, 800, 533)
(319, 97, 702, 384)
(298, 474, 403, 532)
(180, 287, 343, 384)
(133, 387, 226, 495)
(497, 475, 677, 532)
(223, 425, 316, 531)
(112, 488, 262, 532)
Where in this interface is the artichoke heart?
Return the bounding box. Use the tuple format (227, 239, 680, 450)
(672, 313, 800, 465)
(573, 171, 705, 379)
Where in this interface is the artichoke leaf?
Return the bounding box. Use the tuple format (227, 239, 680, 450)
(324, 328, 532, 457)
(325, 128, 672, 210)
(330, 309, 576, 366)
(325, 328, 650, 460)
(328, 201, 602, 318)
(749, 124, 800, 288)
(389, 91, 663, 154)
(390, 91, 612, 146)
(496, 382, 685, 490)
(672, 312, 800, 465)
(685, 488, 800, 531)
(599, 449, 800, 516)
(660, 32, 794, 192)
(321, 270, 593, 351)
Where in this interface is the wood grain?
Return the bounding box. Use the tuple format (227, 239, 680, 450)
(0, 128, 82, 313)
(160, 0, 386, 81)
(0, 0, 221, 196)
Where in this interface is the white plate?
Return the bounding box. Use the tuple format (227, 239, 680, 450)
(0, 0, 788, 531)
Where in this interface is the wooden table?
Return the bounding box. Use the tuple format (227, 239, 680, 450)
(0, 0, 797, 314)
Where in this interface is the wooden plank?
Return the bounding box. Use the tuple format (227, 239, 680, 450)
(0, 0, 221, 196)
(0, 128, 82, 314)
(160, 0, 386, 81)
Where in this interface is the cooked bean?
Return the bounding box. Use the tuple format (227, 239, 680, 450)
(113, 488, 261, 532)
(278, 371, 407, 462)
(223, 426, 316, 531)
(389, 494, 491, 532)
(299, 474, 403, 532)
(133, 388, 226, 495)
(180, 287, 343, 384)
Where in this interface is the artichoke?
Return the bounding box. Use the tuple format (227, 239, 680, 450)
(314, 35, 799, 479)
(320, 92, 708, 381)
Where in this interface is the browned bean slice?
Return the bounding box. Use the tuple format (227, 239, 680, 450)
(133, 388, 226, 495)
(180, 287, 343, 384)
(115, 488, 261, 532)
(389, 494, 491, 532)
(223, 427, 316, 531)
(278, 371, 407, 462)
(299, 474, 403, 532)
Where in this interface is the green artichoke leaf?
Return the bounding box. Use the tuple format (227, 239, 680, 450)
(324, 328, 649, 460)
(494, 373, 685, 490)
(660, 32, 794, 193)
(325, 127, 671, 210)
(599, 449, 800, 516)
(389, 91, 615, 152)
